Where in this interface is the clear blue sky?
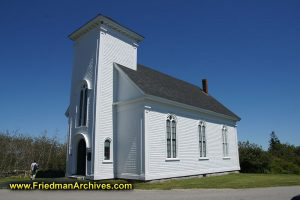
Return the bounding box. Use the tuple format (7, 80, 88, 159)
(0, 0, 299, 148)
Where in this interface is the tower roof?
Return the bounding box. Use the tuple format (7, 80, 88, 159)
(68, 14, 144, 42)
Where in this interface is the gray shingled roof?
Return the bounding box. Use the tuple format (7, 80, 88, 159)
(117, 63, 240, 121)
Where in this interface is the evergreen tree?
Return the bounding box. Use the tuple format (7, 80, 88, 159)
(269, 131, 281, 155)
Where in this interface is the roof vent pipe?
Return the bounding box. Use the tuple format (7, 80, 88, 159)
(202, 79, 208, 94)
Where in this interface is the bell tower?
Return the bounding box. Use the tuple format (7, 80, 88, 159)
(66, 14, 144, 180)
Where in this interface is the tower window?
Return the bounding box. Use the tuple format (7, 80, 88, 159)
(78, 83, 88, 127)
(104, 139, 111, 160)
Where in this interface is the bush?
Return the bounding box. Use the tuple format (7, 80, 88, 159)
(0, 130, 66, 174)
(270, 157, 300, 175)
(36, 170, 65, 178)
(239, 141, 271, 173)
(239, 132, 300, 175)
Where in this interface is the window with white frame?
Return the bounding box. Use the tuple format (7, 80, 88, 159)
(104, 139, 111, 160)
(78, 83, 88, 127)
(166, 115, 177, 158)
(222, 126, 229, 157)
(199, 121, 207, 157)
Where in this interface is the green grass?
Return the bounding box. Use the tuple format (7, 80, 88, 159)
(1, 173, 300, 190)
(134, 173, 300, 190)
(0, 177, 29, 184)
(0, 177, 67, 184)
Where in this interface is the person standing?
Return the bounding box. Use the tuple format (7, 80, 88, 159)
(30, 160, 39, 180)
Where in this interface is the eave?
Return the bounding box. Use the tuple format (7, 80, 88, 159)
(68, 14, 144, 42)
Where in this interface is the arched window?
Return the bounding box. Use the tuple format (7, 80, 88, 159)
(78, 83, 88, 127)
(167, 115, 177, 158)
(222, 126, 229, 157)
(199, 121, 206, 157)
(104, 139, 111, 160)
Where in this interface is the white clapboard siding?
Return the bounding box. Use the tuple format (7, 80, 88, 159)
(144, 100, 240, 180)
(93, 24, 138, 180)
(67, 27, 100, 177)
(116, 102, 144, 179)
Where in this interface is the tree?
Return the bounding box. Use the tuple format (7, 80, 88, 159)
(268, 131, 281, 156)
(239, 141, 270, 173)
(0, 130, 66, 178)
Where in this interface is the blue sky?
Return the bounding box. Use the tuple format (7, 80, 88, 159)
(0, 0, 299, 148)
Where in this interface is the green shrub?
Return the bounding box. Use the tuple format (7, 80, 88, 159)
(0, 130, 66, 173)
(36, 170, 65, 178)
(270, 157, 300, 174)
(239, 141, 271, 173)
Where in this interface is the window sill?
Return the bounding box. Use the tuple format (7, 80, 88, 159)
(165, 158, 180, 162)
(102, 160, 113, 164)
(76, 126, 88, 129)
(199, 157, 209, 160)
(223, 157, 230, 160)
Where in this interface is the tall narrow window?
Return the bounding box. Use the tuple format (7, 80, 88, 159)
(222, 126, 229, 157)
(78, 83, 88, 127)
(83, 86, 88, 125)
(104, 139, 111, 160)
(166, 115, 177, 158)
(199, 121, 207, 157)
(167, 120, 171, 158)
(78, 90, 83, 126)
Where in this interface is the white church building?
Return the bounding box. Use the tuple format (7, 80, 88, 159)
(65, 14, 241, 180)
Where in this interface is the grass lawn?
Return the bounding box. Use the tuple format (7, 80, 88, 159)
(0, 177, 29, 184)
(1, 173, 300, 189)
(0, 177, 68, 185)
(134, 173, 300, 189)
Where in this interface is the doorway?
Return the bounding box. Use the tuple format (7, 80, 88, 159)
(76, 139, 86, 175)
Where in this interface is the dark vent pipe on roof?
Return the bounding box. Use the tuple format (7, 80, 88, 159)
(202, 79, 208, 94)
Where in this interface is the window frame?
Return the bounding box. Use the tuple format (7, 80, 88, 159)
(166, 114, 179, 161)
(222, 126, 229, 158)
(198, 121, 208, 160)
(103, 138, 113, 163)
(77, 82, 88, 127)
